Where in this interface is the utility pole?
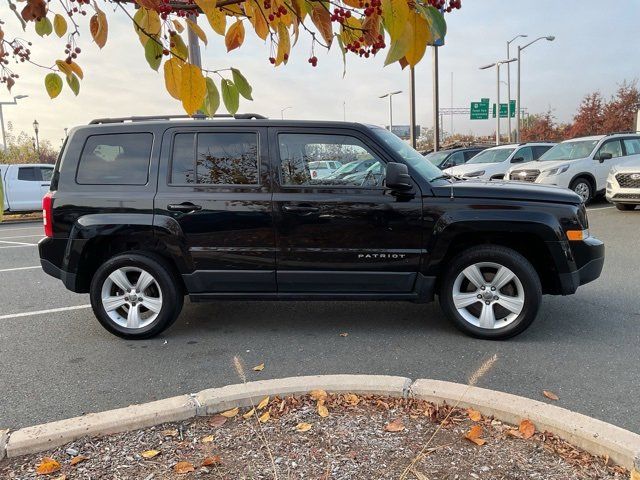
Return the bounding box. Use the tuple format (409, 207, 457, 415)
(432, 46, 440, 151)
(450, 71, 453, 137)
(506, 35, 528, 142)
(409, 67, 417, 148)
(480, 58, 517, 146)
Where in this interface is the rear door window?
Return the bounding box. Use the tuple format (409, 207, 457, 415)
(76, 133, 153, 185)
(623, 138, 640, 155)
(463, 149, 481, 161)
(17, 167, 39, 181)
(532, 145, 552, 159)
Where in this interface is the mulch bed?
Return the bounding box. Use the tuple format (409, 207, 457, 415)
(0, 393, 628, 479)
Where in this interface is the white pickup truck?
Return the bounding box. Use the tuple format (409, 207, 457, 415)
(1, 164, 54, 213)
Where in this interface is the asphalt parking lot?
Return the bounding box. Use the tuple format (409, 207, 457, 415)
(0, 200, 638, 433)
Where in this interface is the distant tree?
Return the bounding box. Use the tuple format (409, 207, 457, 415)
(0, 122, 59, 165)
(520, 109, 567, 142)
(602, 81, 640, 134)
(568, 91, 605, 137)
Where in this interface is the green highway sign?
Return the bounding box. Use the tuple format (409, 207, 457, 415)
(481, 98, 490, 104)
(492, 100, 516, 118)
(470, 101, 489, 120)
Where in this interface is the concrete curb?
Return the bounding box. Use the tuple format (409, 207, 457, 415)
(1, 375, 639, 477)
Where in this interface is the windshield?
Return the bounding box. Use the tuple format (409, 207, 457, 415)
(330, 161, 360, 176)
(539, 140, 599, 161)
(424, 151, 450, 166)
(371, 127, 442, 181)
(466, 148, 515, 164)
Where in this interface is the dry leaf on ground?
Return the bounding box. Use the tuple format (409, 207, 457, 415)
(201, 435, 214, 443)
(140, 450, 160, 459)
(252, 363, 265, 371)
(259, 411, 270, 423)
(467, 408, 482, 422)
(161, 428, 179, 437)
(339, 332, 348, 337)
(209, 415, 228, 427)
(296, 422, 313, 432)
(464, 425, 486, 446)
(310, 389, 327, 401)
(257, 396, 269, 410)
(384, 418, 405, 432)
(519, 419, 536, 439)
(69, 455, 88, 465)
(242, 408, 255, 419)
(543, 390, 559, 401)
(202, 455, 222, 466)
(36, 457, 61, 475)
(344, 393, 360, 406)
(174, 461, 195, 474)
(220, 407, 239, 418)
(318, 403, 329, 418)
(51, 476, 66, 480)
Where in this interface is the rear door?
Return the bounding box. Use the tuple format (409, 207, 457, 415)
(155, 126, 276, 295)
(270, 127, 424, 295)
(7, 166, 45, 211)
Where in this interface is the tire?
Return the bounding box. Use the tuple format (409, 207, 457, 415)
(615, 203, 636, 211)
(89, 252, 184, 339)
(569, 177, 593, 203)
(439, 245, 542, 340)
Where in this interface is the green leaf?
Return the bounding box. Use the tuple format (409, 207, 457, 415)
(66, 73, 80, 96)
(231, 68, 252, 101)
(144, 37, 163, 71)
(44, 73, 63, 99)
(35, 17, 53, 37)
(417, 4, 447, 45)
(335, 33, 347, 79)
(384, 27, 411, 66)
(203, 77, 220, 116)
(170, 32, 189, 61)
(221, 79, 239, 115)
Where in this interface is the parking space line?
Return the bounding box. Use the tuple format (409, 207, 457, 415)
(0, 234, 44, 240)
(0, 225, 42, 233)
(0, 244, 37, 249)
(0, 266, 40, 273)
(0, 304, 91, 320)
(0, 239, 38, 246)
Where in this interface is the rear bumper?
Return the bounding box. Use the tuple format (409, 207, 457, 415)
(557, 236, 605, 295)
(40, 258, 79, 292)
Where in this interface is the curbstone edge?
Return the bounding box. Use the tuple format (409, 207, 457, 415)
(5, 395, 198, 458)
(410, 379, 640, 471)
(195, 374, 412, 416)
(0, 429, 8, 460)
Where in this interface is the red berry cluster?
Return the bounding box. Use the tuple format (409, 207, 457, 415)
(308, 56, 318, 67)
(64, 44, 82, 63)
(330, 7, 351, 23)
(67, 0, 90, 17)
(8, 43, 31, 64)
(426, 0, 462, 12)
(263, 0, 271, 8)
(268, 5, 288, 22)
(363, 0, 382, 17)
(345, 34, 385, 58)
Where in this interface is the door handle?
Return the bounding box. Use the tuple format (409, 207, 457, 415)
(282, 205, 319, 214)
(167, 202, 202, 212)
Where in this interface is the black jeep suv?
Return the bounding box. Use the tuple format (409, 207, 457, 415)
(39, 115, 604, 340)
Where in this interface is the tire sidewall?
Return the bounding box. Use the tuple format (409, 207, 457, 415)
(90, 253, 182, 339)
(440, 247, 542, 340)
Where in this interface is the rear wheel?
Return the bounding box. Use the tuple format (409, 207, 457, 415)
(615, 203, 636, 211)
(439, 245, 542, 340)
(90, 253, 183, 339)
(570, 177, 593, 203)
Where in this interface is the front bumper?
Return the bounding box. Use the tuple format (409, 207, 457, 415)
(557, 236, 605, 295)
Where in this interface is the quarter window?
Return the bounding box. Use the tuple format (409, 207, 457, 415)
(279, 133, 385, 187)
(623, 138, 640, 155)
(76, 133, 153, 185)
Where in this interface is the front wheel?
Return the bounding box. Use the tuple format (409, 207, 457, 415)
(570, 177, 593, 203)
(90, 253, 183, 339)
(615, 203, 636, 211)
(439, 245, 542, 340)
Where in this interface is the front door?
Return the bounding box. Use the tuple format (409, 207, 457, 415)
(155, 127, 276, 294)
(270, 127, 424, 294)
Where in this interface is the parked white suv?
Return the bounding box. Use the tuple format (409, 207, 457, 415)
(506, 134, 640, 202)
(443, 143, 554, 180)
(606, 156, 640, 210)
(1, 163, 54, 213)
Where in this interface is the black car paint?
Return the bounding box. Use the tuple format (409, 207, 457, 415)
(39, 120, 604, 303)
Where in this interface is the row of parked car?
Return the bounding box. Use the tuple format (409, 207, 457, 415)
(425, 132, 640, 209)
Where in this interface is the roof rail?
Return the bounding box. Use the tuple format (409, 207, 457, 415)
(604, 130, 640, 136)
(89, 113, 267, 124)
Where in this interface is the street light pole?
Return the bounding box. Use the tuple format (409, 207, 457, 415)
(409, 67, 417, 148)
(516, 35, 555, 142)
(0, 95, 28, 151)
(379, 90, 402, 132)
(280, 106, 292, 119)
(506, 35, 527, 142)
(33, 119, 40, 158)
(480, 59, 516, 146)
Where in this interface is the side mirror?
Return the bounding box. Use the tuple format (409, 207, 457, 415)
(511, 156, 525, 163)
(596, 152, 613, 162)
(385, 162, 413, 191)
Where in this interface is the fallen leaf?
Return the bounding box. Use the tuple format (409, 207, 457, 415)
(339, 332, 348, 337)
(384, 418, 405, 432)
(161, 428, 179, 437)
(242, 408, 255, 419)
(252, 363, 265, 371)
(506, 428, 523, 438)
(257, 396, 270, 410)
(344, 393, 360, 406)
(259, 411, 270, 423)
(464, 425, 486, 446)
(201, 435, 214, 443)
(175, 461, 195, 474)
(52, 476, 66, 480)
(519, 419, 536, 439)
(309, 389, 327, 401)
(36, 457, 61, 475)
(376, 399, 390, 410)
(295, 422, 312, 432)
(317, 403, 329, 418)
(209, 415, 228, 427)
(467, 408, 482, 422)
(543, 390, 559, 401)
(220, 407, 239, 418)
(201, 455, 222, 466)
(69, 455, 88, 465)
(141, 449, 160, 459)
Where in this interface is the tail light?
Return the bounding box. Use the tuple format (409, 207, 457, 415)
(43, 191, 53, 237)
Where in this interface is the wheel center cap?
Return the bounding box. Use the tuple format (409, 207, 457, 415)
(483, 290, 494, 301)
(129, 293, 138, 302)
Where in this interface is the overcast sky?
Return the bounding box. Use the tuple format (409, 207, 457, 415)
(0, 0, 638, 144)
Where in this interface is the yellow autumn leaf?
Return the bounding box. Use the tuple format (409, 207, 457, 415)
(295, 422, 312, 432)
(141, 449, 160, 459)
(245, 0, 269, 40)
(252, 363, 265, 371)
(225, 19, 245, 52)
(309, 389, 327, 401)
(69, 455, 88, 466)
(180, 63, 206, 115)
(53, 14, 67, 38)
(36, 457, 61, 475)
(134, 8, 161, 45)
(317, 403, 329, 418)
(174, 461, 195, 474)
(186, 18, 208, 45)
(173, 19, 185, 33)
(344, 393, 360, 406)
(404, 11, 429, 67)
(467, 408, 482, 422)
(275, 23, 290, 66)
(164, 57, 183, 100)
(220, 406, 240, 418)
(310, 2, 332, 47)
(257, 396, 270, 410)
(201, 434, 214, 443)
(242, 408, 256, 419)
(340, 16, 362, 47)
(381, 0, 409, 42)
(195, 0, 226, 36)
(89, 3, 108, 48)
(464, 425, 486, 445)
(67, 60, 83, 80)
(259, 411, 270, 423)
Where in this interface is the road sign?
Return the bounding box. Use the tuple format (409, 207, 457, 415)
(389, 125, 421, 139)
(470, 102, 489, 120)
(492, 101, 517, 118)
(481, 98, 490, 104)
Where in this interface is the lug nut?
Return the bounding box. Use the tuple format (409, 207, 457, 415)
(485, 301, 490, 305)
(491, 286, 496, 291)
(477, 294, 482, 299)
(480, 286, 486, 290)
(494, 296, 499, 300)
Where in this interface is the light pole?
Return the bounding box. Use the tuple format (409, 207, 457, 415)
(280, 106, 292, 119)
(0, 95, 28, 151)
(33, 119, 40, 158)
(379, 90, 402, 132)
(506, 35, 527, 142)
(516, 35, 555, 141)
(480, 59, 517, 145)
